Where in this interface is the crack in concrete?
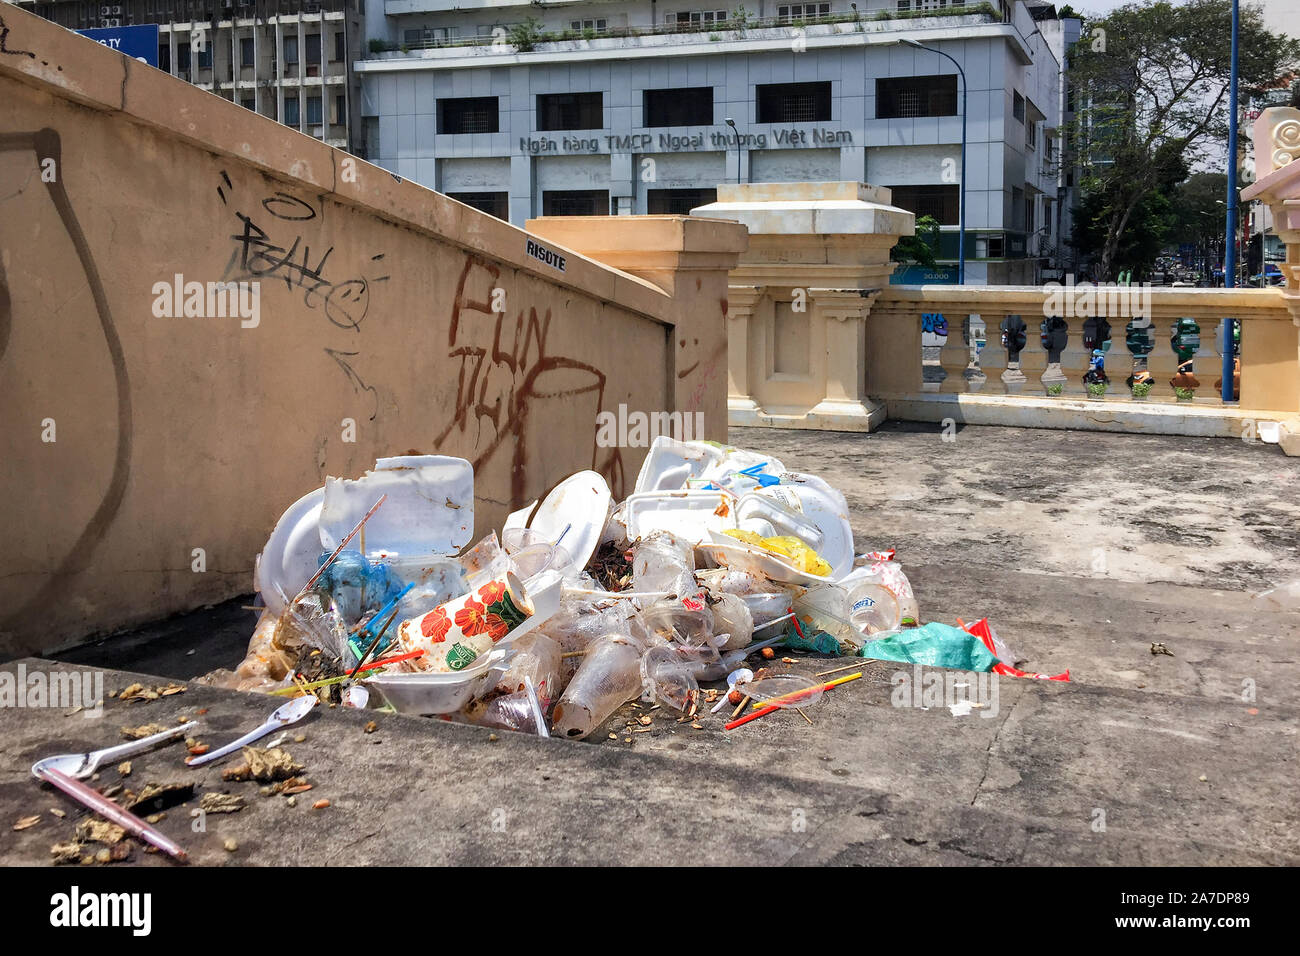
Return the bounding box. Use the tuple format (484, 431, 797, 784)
(970, 686, 1023, 807)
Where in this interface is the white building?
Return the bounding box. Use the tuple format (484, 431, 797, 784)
(17, 0, 366, 152)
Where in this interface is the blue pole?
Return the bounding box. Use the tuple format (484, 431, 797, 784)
(958, 62, 967, 285)
(1222, 0, 1239, 402)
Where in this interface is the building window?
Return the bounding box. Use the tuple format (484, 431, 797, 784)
(333, 31, 345, 61)
(756, 81, 831, 124)
(876, 75, 958, 118)
(283, 96, 300, 126)
(306, 34, 322, 63)
(887, 184, 959, 225)
(307, 95, 323, 125)
(158, 44, 169, 72)
(1011, 186, 1025, 228)
(241, 96, 256, 111)
(240, 37, 254, 67)
(666, 10, 728, 26)
(447, 191, 509, 220)
(405, 27, 456, 47)
(777, 3, 830, 22)
(569, 18, 608, 33)
(176, 43, 191, 72)
(538, 92, 603, 131)
(1026, 120, 1036, 151)
(542, 190, 610, 216)
(335, 94, 347, 125)
(1012, 91, 1025, 123)
(197, 46, 212, 69)
(643, 87, 713, 127)
(437, 96, 500, 134)
(283, 36, 299, 65)
(898, 0, 965, 10)
(647, 188, 717, 214)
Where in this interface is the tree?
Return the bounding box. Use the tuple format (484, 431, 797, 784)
(891, 214, 941, 269)
(1068, 0, 1300, 279)
(1170, 171, 1228, 274)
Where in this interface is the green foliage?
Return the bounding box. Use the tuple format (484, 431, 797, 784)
(508, 17, 545, 52)
(891, 214, 942, 268)
(1067, 0, 1300, 279)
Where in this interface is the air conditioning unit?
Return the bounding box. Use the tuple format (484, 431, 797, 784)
(100, 5, 122, 15)
(101, 17, 122, 27)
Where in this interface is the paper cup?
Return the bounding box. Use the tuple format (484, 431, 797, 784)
(396, 571, 533, 673)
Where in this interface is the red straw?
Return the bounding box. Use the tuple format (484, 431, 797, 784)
(353, 649, 425, 673)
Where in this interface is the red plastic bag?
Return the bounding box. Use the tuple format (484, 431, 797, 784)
(960, 618, 1070, 682)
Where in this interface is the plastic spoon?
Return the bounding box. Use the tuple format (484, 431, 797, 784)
(31, 722, 196, 780)
(186, 696, 317, 768)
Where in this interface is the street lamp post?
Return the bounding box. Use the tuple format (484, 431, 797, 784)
(1222, 0, 1239, 402)
(901, 37, 967, 285)
(725, 117, 741, 184)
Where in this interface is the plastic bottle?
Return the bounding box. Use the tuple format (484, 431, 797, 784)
(551, 633, 644, 739)
(846, 581, 901, 635)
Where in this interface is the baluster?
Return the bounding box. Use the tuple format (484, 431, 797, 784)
(1040, 314, 1069, 396)
(1000, 314, 1028, 394)
(1170, 317, 1202, 402)
(962, 314, 987, 392)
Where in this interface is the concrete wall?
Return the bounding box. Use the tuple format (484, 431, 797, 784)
(0, 6, 741, 655)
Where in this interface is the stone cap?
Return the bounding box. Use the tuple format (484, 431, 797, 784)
(715, 181, 894, 205)
(691, 181, 915, 239)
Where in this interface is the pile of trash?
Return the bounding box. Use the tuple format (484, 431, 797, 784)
(206, 437, 1066, 740)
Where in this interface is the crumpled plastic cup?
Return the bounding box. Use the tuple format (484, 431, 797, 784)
(551, 634, 644, 740)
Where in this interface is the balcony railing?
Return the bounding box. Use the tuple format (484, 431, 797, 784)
(367, 4, 1000, 57)
(863, 285, 1296, 427)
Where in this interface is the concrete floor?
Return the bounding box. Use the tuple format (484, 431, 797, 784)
(6, 423, 1299, 865)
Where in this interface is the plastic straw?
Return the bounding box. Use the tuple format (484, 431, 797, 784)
(725, 672, 861, 730)
(297, 493, 387, 599)
(564, 588, 672, 600)
(39, 767, 188, 863)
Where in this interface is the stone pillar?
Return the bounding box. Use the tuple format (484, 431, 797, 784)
(807, 288, 885, 429)
(690, 182, 914, 432)
(524, 215, 749, 443)
(1242, 106, 1300, 455)
(726, 285, 765, 419)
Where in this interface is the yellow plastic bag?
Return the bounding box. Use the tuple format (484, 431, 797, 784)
(723, 530, 832, 577)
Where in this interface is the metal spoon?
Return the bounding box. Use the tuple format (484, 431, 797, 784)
(186, 696, 316, 768)
(31, 722, 196, 781)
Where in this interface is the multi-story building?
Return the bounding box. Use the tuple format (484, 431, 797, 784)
(356, 0, 1080, 283)
(15, 0, 365, 152)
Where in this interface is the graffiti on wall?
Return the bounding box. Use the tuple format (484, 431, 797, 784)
(218, 171, 389, 420)
(434, 254, 627, 505)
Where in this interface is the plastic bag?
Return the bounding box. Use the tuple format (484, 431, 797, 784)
(861, 623, 1000, 671)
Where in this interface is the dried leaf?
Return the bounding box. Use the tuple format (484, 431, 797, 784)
(120, 723, 170, 740)
(50, 841, 81, 864)
(124, 781, 194, 813)
(222, 747, 305, 783)
(75, 819, 126, 846)
(117, 762, 132, 777)
(13, 815, 41, 831)
(199, 793, 245, 814)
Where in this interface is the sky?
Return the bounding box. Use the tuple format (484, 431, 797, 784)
(1071, 0, 1299, 37)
